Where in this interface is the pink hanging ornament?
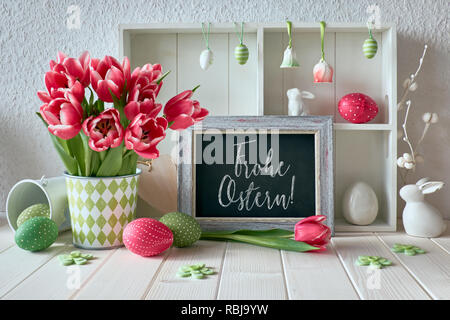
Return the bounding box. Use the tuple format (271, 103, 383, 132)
(313, 21, 333, 83)
(313, 60, 333, 83)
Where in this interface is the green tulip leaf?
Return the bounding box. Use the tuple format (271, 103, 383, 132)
(36, 112, 78, 175)
(67, 133, 86, 176)
(96, 143, 124, 177)
(200, 233, 319, 252)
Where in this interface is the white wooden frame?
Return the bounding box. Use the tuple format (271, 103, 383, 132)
(119, 22, 397, 232)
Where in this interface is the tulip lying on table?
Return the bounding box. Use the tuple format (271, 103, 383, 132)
(200, 215, 331, 252)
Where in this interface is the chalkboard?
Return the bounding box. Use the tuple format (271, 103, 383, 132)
(178, 116, 334, 232)
(194, 132, 316, 218)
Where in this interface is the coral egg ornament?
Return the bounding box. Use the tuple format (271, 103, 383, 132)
(338, 93, 378, 124)
(123, 218, 173, 257)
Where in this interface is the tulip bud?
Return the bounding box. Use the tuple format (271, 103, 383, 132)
(431, 113, 439, 123)
(397, 157, 406, 168)
(294, 215, 330, 250)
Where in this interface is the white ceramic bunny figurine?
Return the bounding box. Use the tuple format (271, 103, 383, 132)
(286, 88, 315, 116)
(400, 178, 446, 238)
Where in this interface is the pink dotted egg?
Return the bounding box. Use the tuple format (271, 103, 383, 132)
(123, 218, 173, 257)
(338, 93, 378, 124)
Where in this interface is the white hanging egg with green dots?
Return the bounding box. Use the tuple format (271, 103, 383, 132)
(234, 44, 249, 65)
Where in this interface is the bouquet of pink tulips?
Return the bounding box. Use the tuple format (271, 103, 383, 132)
(37, 51, 208, 177)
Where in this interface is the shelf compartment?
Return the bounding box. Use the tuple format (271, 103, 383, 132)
(335, 130, 396, 232)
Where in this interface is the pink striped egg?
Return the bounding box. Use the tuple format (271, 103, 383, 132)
(123, 218, 173, 257)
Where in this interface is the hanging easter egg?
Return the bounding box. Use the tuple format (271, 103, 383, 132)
(363, 37, 378, 59)
(17, 203, 50, 227)
(234, 44, 249, 65)
(160, 212, 202, 248)
(15, 216, 58, 252)
(123, 218, 173, 257)
(338, 93, 378, 124)
(199, 49, 213, 70)
(313, 60, 333, 83)
(342, 182, 378, 225)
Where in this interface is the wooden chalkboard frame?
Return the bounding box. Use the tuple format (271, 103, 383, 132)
(178, 116, 334, 233)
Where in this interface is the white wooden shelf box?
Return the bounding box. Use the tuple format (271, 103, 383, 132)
(120, 23, 397, 232)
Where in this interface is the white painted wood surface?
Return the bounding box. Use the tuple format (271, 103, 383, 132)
(332, 234, 430, 299)
(0, 216, 449, 300)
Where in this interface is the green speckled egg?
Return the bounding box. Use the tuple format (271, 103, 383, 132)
(17, 203, 50, 227)
(160, 212, 201, 248)
(15, 216, 58, 252)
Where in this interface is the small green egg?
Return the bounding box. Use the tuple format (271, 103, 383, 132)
(15, 216, 58, 252)
(159, 212, 201, 248)
(17, 203, 50, 227)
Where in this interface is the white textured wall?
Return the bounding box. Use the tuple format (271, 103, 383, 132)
(0, 0, 449, 216)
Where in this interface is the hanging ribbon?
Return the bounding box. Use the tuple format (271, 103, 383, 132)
(286, 20, 293, 48)
(320, 21, 326, 61)
(201, 22, 211, 49)
(234, 22, 244, 45)
(367, 21, 374, 39)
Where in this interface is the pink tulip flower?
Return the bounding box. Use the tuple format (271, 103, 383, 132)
(39, 89, 84, 140)
(124, 98, 162, 122)
(37, 51, 90, 103)
(163, 90, 209, 130)
(124, 114, 168, 159)
(129, 63, 163, 100)
(294, 215, 331, 251)
(61, 51, 91, 87)
(82, 108, 124, 152)
(90, 56, 131, 103)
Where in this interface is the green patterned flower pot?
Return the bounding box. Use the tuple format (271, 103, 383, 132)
(64, 169, 141, 249)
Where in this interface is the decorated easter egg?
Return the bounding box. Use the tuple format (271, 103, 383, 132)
(123, 218, 173, 257)
(160, 212, 201, 247)
(15, 216, 58, 252)
(342, 182, 378, 225)
(234, 44, 249, 65)
(17, 203, 50, 228)
(199, 49, 213, 70)
(363, 37, 378, 59)
(338, 93, 378, 124)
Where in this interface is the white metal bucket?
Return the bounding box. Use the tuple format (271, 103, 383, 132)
(6, 176, 71, 232)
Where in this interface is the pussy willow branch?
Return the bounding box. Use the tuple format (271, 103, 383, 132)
(397, 45, 428, 111)
(402, 100, 415, 163)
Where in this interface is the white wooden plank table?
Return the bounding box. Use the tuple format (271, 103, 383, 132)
(1, 215, 449, 300)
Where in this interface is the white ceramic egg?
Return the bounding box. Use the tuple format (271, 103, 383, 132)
(342, 182, 379, 225)
(199, 49, 213, 70)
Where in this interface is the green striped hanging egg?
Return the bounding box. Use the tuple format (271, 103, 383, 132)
(234, 44, 249, 65)
(363, 37, 378, 59)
